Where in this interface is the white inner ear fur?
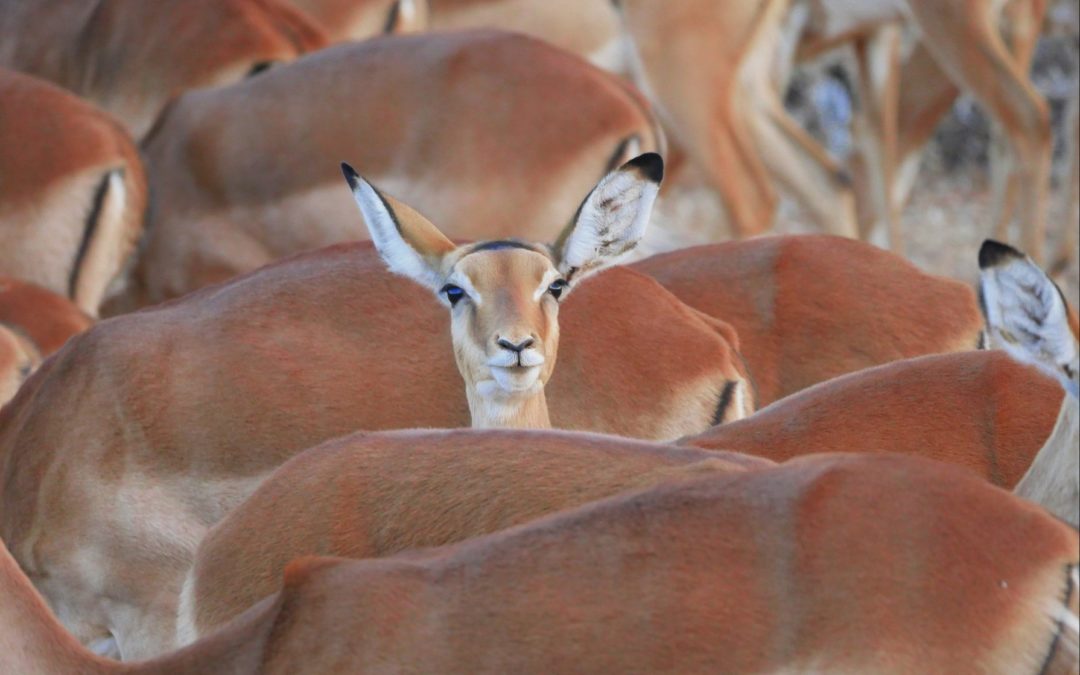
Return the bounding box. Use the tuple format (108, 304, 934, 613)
(347, 177, 443, 289)
(981, 258, 1078, 383)
(558, 170, 658, 279)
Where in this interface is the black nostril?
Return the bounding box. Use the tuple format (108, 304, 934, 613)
(497, 338, 534, 353)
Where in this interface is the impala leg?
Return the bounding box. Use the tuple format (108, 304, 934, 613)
(746, 90, 858, 237)
(909, 0, 1052, 262)
(617, 0, 783, 237)
(890, 42, 961, 213)
(741, 3, 858, 238)
(851, 23, 903, 250)
(869, 0, 1045, 239)
(1053, 95, 1080, 274)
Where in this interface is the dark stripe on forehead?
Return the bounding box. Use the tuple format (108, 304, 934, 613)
(463, 240, 545, 257)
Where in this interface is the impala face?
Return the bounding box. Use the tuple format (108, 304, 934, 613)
(979, 239, 1080, 399)
(342, 153, 663, 428)
(441, 242, 564, 398)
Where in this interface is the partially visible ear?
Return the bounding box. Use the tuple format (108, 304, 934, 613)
(552, 153, 663, 283)
(978, 239, 1079, 390)
(341, 162, 456, 289)
(384, 0, 428, 34)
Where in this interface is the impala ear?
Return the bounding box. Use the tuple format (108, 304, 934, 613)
(342, 162, 456, 289)
(384, 0, 428, 34)
(978, 239, 1079, 396)
(553, 153, 662, 283)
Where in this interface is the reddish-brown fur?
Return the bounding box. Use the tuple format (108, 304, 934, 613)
(182, 429, 769, 642)
(0, 69, 146, 315)
(0, 241, 745, 657)
(124, 31, 663, 308)
(633, 235, 985, 405)
(2, 454, 1076, 673)
(684, 351, 1064, 487)
(0, 325, 36, 407)
(0, 0, 328, 139)
(0, 277, 92, 357)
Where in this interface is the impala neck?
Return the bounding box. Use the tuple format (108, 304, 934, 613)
(465, 386, 552, 430)
(0, 541, 104, 674)
(1014, 395, 1079, 527)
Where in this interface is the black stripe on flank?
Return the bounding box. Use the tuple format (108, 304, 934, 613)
(69, 169, 119, 299)
(383, 0, 401, 32)
(1036, 563, 1076, 675)
(711, 381, 738, 427)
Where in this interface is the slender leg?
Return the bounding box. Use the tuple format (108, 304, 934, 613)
(741, 2, 858, 237)
(851, 23, 903, 250)
(908, 0, 1052, 261)
(617, 0, 785, 237)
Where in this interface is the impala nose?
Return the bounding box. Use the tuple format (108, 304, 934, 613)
(497, 337, 534, 354)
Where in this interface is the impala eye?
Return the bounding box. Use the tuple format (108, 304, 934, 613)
(440, 284, 465, 307)
(548, 279, 568, 300)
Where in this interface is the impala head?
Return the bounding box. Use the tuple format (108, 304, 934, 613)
(979, 240, 1079, 399)
(342, 154, 663, 428)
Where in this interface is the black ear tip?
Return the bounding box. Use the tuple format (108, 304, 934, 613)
(624, 152, 664, 183)
(979, 239, 1024, 269)
(340, 162, 360, 188)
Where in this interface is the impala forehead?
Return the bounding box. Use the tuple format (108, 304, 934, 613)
(448, 247, 558, 298)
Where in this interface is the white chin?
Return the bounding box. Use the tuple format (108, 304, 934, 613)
(489, 366, 542, 394)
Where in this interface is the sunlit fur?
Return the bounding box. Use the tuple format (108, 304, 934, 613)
(2, 454, 1077, 673)
(179, 429, 768, 643)
(633, 235, 985, 406)
(683, 349, 1065, 490)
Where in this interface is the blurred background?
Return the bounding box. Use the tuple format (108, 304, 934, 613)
(783, 0, 1077, 301)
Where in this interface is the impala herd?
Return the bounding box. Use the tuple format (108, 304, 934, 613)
(0, 0, 1078, 672)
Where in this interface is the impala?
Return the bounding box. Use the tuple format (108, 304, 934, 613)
(342, 153, 684, 428)
(684, 350, 1067, 512)
(0, 277, 93, 358)
(0, 0, 327, 139)
(178, 429, 767, 648)
(0, 277, 93, 404)
(0, 69, 145, 316)
(119, 31, 665, 309)
(978, 239, 1079, 523)
(2, 454, 1076, 672)
(685, 239, 1079, 525)
(632, 235, 986, 405)
(0, 324, 34, 405)
(0, 211, 746, 657)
